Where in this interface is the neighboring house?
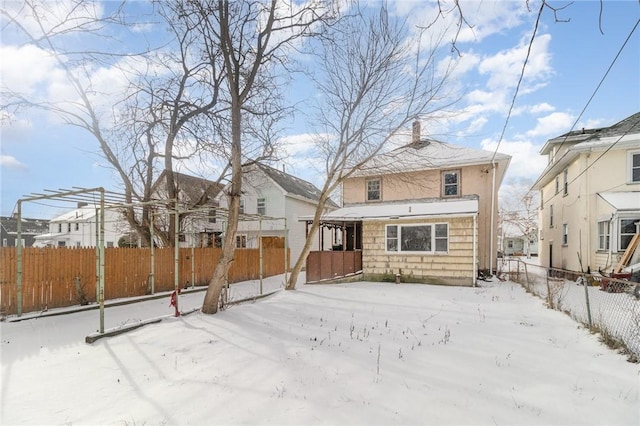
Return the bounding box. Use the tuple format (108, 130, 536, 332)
(0, 216, 49, 247)
(33, 204, 128, 248)
(531, 112, 640, 273)
(150, 170, 224, 248)
(307, 121, 511, 285)
(216, 162, 337, 265)
(502, 233, 539, 257)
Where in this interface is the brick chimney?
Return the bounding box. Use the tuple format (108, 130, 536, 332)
(412, 120, 421, 144)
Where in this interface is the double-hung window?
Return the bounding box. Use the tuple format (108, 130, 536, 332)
(563, 169, 568, 196)
(629, 150, 640, 183)
(236, 235, 247, 248)
(386, 223, 448, 254)
(257, 198, 266, 215)
(442, 171, 459, 197)
(597, 221, 610, 250)
(366, 178, 381, 202)
(562, 223, 568, 245)
(549, 205, 554, 228)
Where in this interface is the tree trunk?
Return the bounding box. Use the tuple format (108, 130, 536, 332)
(286, 196, 327, 290)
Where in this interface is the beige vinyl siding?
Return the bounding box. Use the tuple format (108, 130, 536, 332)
(362, 216, 475, 285)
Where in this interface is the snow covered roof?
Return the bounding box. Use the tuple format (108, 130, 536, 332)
(352, 139, 511, 178)
(597, 192, 640, 212)
(301, 197, 479, 222)
(50, 206, 99, 222)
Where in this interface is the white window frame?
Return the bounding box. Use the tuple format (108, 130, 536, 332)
(563, 169, 568, 196)
(549, 205, 554, 228)
(236, 234, 247, 248)
(629, 150, 640, 183)
(208, 208, 216, 223)
(597, 220, 610, 251)
(257, 198, 266, 215)
(555, 176, 560, 194)
(366, 178, 381, 202)
(562, 223, 568, 246)
(239, 198, 245, 214)
(619, 218, 640, 251)
(442, 170, 460, 197)
(385, 223, 449, 254)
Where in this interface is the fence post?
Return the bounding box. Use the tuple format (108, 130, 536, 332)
(16, 200, 23, 317)
(582, 273, 593, 330)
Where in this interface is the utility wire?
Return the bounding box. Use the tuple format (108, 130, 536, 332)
(490, 1, 545, 164)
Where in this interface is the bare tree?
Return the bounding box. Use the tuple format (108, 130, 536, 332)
(1, 0, 231, 247)
(186, 0, 335, 314)
(286, 3, 456, 289)
(499, 179, 539, 258)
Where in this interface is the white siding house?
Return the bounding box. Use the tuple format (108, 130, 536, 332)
(216, 163, 337, 265)
(532, 112, 640, 273)
(34, 204, 128, 248)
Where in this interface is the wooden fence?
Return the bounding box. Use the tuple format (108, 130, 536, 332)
(0, 246, 288, 316)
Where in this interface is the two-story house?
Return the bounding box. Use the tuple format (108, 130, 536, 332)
(150, 170, 224, 248)
(531, 112, 640, 274)
(33, 203, 128, 248)
(305, 121, 511, 285)
(216, 162, 337, 265)
(0, 216, 49, 247)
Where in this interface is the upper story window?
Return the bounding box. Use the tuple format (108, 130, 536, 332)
(629, 150, 640, 183)
(563, 169, 568, 196)
(555, 176, 560, 194)
(442, 170, 459, 197)
(208, 208, 216, 223)
(366, 178, 381, 202)
(540, 189, 544, 209)
(58, 223, 62, 233)
(239, 198, 245, 214)
(562, 223, 568, 245)
(549, 205, 554, 228)
(67, 223, 71, 233)
(75, 223, 79, 231)
(257, 198, 266, 215)
(236, 234, 247, 248)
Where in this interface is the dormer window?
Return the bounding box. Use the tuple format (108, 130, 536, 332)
(442, 170, 460, 197)
(366, 178, 381, 202)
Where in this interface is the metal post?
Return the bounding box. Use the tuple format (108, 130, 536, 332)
(190, 219, 195, 289)
(174, 203, 179, 314)
(582, 273, 593, 330)
(149, 211, 155, 294)
(95, 208, 99, 302)
(284, 218, 288, 285)
(259, 216, 263, 295)
(16, 200, 23, 317)
(99, 190, 105, 333)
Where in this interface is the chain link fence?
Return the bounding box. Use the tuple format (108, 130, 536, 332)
(498, 257, 640, 362)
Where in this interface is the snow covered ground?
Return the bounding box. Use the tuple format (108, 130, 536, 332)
(1, 274, 639, 425)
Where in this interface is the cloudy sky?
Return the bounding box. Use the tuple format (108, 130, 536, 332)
(1, 0, 639, 218)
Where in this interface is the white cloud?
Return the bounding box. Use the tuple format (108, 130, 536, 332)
(481, 137, 546, 182)
(478, 33, 553, 91)
(0, 155, 27, 170)
(525, 112, 575, 138)
(0, 45, 58, 94)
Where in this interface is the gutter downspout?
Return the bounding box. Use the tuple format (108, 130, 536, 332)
(490, 161, 497, 275)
